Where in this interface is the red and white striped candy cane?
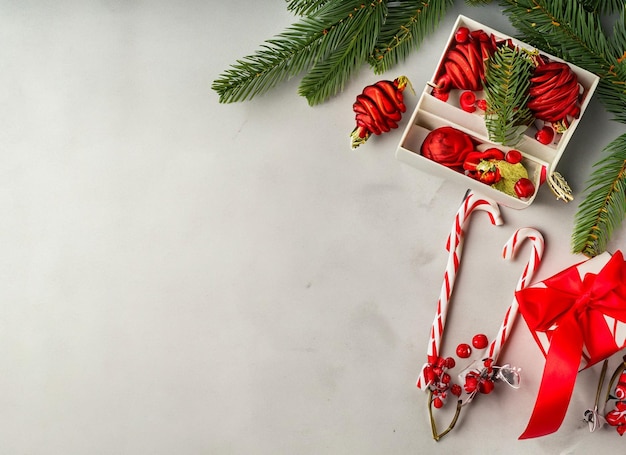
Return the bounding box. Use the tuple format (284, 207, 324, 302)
(417, 191, 503, 390)
(486, 227, 544, 363)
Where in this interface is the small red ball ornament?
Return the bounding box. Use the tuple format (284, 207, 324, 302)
(472, 333, 488, 349)
(535, 125, 554, 145)
(505, 149, 522, 164)
(454, 26, 470, 43)
(514, 177, 536, 199)
(456, 343, 472, 358)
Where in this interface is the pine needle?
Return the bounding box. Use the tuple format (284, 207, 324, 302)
(580, 0, 624, 14)
(286, 0, 331, 16)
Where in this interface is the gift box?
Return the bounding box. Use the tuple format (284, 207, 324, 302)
(515, 250, 626, 438)
(396, 15, 599, 209)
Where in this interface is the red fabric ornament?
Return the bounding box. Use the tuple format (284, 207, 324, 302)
(421, 126, 475, 170)
(528, 62, 580, 123)
(350, 76, 411, 149)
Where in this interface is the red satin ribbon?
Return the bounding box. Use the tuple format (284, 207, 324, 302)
(516, 250, 626, 439)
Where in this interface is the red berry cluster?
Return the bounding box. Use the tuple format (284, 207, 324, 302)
(605, 358, 626, 435)
(464, 358, 496, 395)
(463, 146, 535, 199)
(424, 333, 495, 408)
(423, 356, 461, 408)
(606, 401, 626, 435)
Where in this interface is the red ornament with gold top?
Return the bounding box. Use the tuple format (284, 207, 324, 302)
(350, 76, 412, 149)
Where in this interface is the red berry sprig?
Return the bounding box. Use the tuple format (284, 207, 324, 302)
(350, 76, 413, 149)
(463, 359, 498, 396)
(423, 355, 460, 410)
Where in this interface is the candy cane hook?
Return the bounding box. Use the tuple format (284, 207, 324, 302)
(486, 227, 544, 363)
(417, 191, 503, 390)
(446, 190, 504, 254)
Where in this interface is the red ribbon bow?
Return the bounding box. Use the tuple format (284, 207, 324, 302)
(516, 250, 626, 439)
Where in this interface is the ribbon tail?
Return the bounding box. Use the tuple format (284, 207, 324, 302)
(519, 319, 583, 439)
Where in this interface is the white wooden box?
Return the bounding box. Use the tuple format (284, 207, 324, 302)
(396, 15, 599, 209)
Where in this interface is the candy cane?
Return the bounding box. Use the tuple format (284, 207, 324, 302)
(486, 227, 544, 363)
(417, 191, 503, 390)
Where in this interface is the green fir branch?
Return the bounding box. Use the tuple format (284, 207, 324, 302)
(212, 16, 330, 103)
(572, 133, 626, 257)
(369, 0, 454, 74)
(603, 9, 626, 120)
(483, 45, 534, 145)
(499, 0, 608, 73)
(298, 1, 387, 104)
(212, 0, 377, 104)
(608, 8, 626, 59)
